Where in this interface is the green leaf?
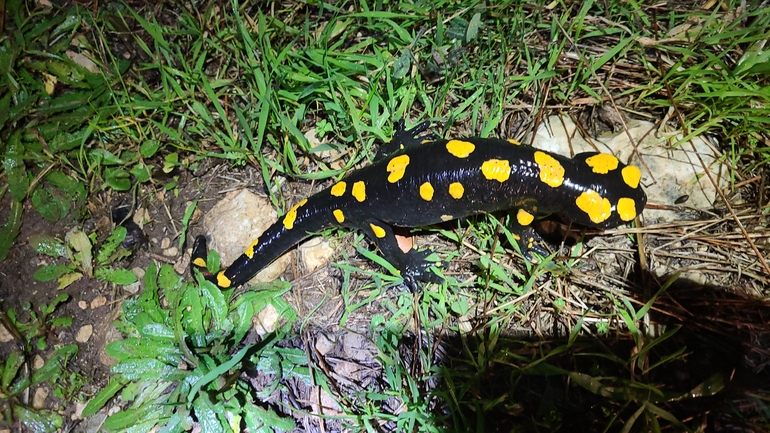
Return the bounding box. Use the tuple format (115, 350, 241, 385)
(2, 350, 24, 389)
(14, 405, 63, 433)
(81, 378, 128, 418)
(106, 338, 182, 363)
(0, 200, 23, 261)
(243, 404, 295, 431)
(48, 129, 87, 151)
(95, 268, 138, 285)
(130, 163, 151, 183)
(105, 167, 132, 191)
(179, 200, 197, 250)
(102, 403, 163, 431)
(32, 344, 78, 386)
(111, 359, 188, 382)
(68, 230, 93, 276)
(34, 263, 75, 282)
(31, 187, 69, 221)
(56, 272, 82, 290)
(193, 394, 225, 433)
(140, 140, 159, 158)
(163, 152, 178, 173)
(200, 280, 228, 330)
(97, 226, 127, 265)
(45, 171, 85, 202)
(29, 234, 67, 257)
(4, 130, 29, 201)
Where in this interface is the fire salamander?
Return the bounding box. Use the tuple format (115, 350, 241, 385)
(191, 120, 646, 290)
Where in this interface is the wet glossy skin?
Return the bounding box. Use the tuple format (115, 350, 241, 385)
(192, 122, 646, 290)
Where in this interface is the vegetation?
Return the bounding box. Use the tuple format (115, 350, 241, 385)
(1, 0, 769, 431)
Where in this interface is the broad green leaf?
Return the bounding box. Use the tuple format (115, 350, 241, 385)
(130, 163, 151, 183)
(111, 359, 187, 382)
(31, 187, 69, 221)
(95, 268, 138, 285)
(45, 171, 85, 202)
(56, 271, 82, 290)
(97, 226, 127, 265)
(14, 405, 63, 433)
(81, 378, 128, 418)
(105, 167, 131, 191)
(29, 234, 67, 257)
(68, 230, 92, 276)
(139, 140, 159, 158)
(0, 200, 23, 261)
(2, 350, 24, 389)
(193, 394, 225, 433)
(4, 131, 29, 201)
(48, 129, 87, 151)
(106, 338, 182, 363)
(32, 344, 78, 386)
(102, 404, 163, 431)
(243, 403, 294, 432)
(34, 263, 74, 282)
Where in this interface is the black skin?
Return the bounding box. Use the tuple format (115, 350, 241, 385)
(192, 120, 647, 291)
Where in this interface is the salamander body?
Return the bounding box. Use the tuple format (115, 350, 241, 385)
(192, 120, 646, 290)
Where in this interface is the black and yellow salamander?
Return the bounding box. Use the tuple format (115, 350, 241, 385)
(192, 120, 646, 290)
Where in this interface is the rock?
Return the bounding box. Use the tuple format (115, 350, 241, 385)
(298, 238, 334, 273)
(76, 325, 93, 343)
(530, 115, 728, 224)
(203, 190, 291, 284)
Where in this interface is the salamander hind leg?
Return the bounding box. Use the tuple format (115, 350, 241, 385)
(508, 210, 552, 260)
(360, 219, 444, 291)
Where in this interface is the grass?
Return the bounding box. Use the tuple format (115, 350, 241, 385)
(2, 0, 770, 431)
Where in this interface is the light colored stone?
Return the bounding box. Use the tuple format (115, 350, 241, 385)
(314, 333, 336, 355)
(76, 325, 94, 343)
(253, 304, 279, 336)
(163, 246, 179, 257)
(204, 190, 291, 283)
(33, 355, 45, 370)
(73, 401, 87, 420)
(160, 237, 171, 249)
(90, 296, 107, 309)
(299, 238, 334, 273)
(33, 387, 49, 409)
(78, 300, 89, 310)
(530, 115, 729, 224)
(0, 323, 12, 342)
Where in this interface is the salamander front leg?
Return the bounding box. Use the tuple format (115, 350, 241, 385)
(360, 219, 444, 291)
(375, 119, 437, 160)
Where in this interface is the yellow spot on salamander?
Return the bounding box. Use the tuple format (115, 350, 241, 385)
(420, 182, 434, 201)
(575, 190, 612, 224)
(517, 209, 535, 226)
(507, 138, 521, 145)
(282, 198, 308, 230)
(622, 165, 642, 189)
(617, 197, 637, 222)
(370, 223, 386, 238)
(333, 209, 345, 223)
(216, 271, 231, 288)
(585, 154, 619, 174)
(481, 159, 511, 182)
(352, 181, 366, 202)
(331, 181, 347, 197)
(448, 182, 464, 199)
(192, 257, 207, 267)
(446, 140, 475, 158)
(387, 154, 410, 183)
(534, 151, 565, 187)
(440, 214, 453, 222)
(244, 238, 259, 259)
